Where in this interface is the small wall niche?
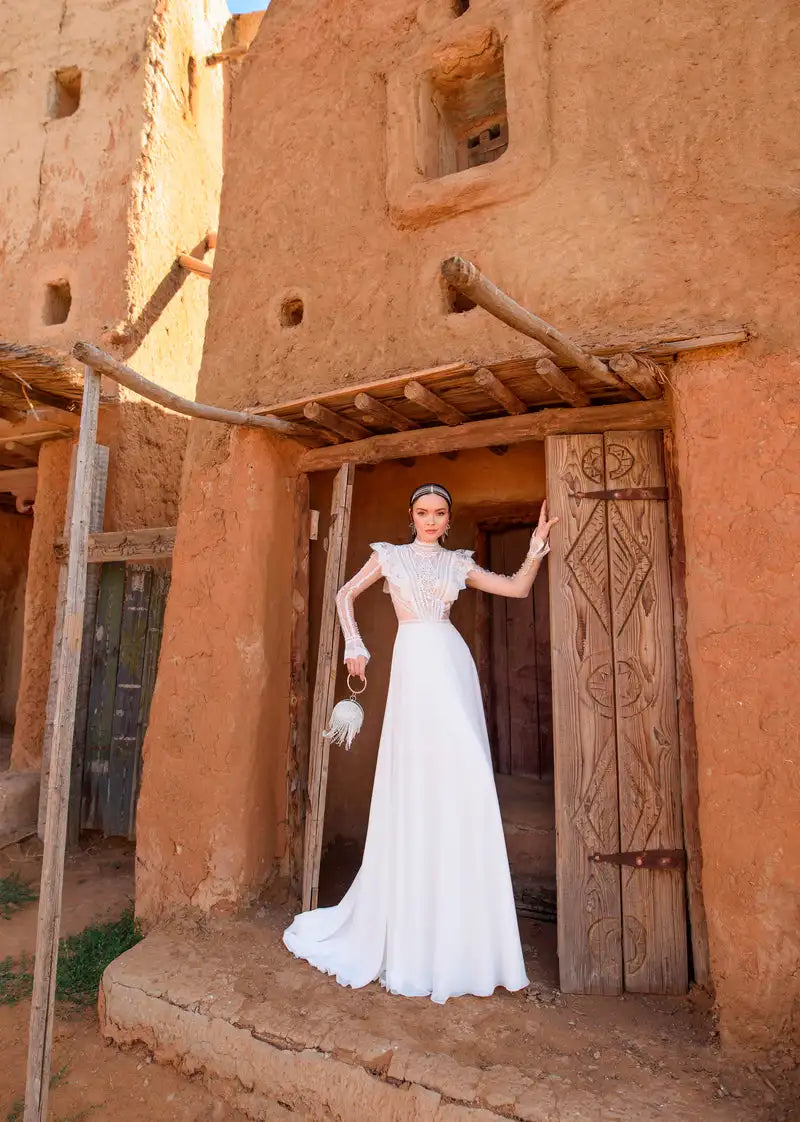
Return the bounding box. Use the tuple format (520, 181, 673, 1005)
(280, 297, 304, 328)
(452, 0, 470, 14)
(43, 280, 72, 325)
(186, 56, 199, 120)
(48, 67, 82, 119)
(421, 29, 509, 180)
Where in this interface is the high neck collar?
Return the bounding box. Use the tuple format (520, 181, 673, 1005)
(409, 538, 442, 553)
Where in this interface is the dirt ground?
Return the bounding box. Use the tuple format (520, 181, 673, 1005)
(2, 838, 798, 1121)
(0, 837, 247, 1122)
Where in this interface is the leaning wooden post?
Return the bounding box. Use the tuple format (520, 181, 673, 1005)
(302, 462, 355, 911)
(24, 367, 101, 1122)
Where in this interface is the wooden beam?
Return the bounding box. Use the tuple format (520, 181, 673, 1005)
(609, 353, 663, 400)
(73, 342, 322, 442)
(353, 392, 418, 432)
(177, 253, 212, 279)
(630, 329, 749, 357)
(441, 256, 628, 393)
(300, 400, 670, 471)
(302, 463, 355, 911)
(0, 413, 78, 439)
(205, 229, 217, 250)
(205, 44, 248, 65)
(535, 358, 592, 408)
(0, 467, 37, 513)
(55, 526, 176, 565)
(24, 367, 101, 1122)
(303, 402, 371, 443)
(663, 429, 711, 987)
(473, 366, 527, 415)
(404, 380, 468, 426)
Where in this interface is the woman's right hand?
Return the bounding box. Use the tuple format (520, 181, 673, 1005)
(346, 656, 367, 681)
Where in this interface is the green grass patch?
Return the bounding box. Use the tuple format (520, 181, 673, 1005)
(0, 907, 141, 1008)
(0, 873, 37, 920)
(55, 906, 141, 1006)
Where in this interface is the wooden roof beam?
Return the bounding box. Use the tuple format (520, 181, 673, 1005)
(300, 399, 669, 472)
(535, 358, 591, 408)
(441, 256, 632, 396)
(353, 392, 418, 432)
(303, 401, 371, 443)
(473, 366, 527, 415)
(404, 380, 468, 426)
(609, 353, 664, 400)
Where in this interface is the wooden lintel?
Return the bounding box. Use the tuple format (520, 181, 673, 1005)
(177, 254, 212, 279)
(353, 392, 418, 432)
(404, 380, 468, 426)
(304, 401, 370, 442)
(535, 358, 592, 408)
(54, 526, 176, 565)
(473, 366, 527, 415)
(300, 400, 670, 471)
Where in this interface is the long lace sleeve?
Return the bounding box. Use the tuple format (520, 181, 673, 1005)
(463, 533, 550, 599)
(335, 552, 384, 663)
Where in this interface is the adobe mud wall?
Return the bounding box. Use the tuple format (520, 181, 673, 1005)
(0, 512, 32, 730)
(137, 0, 800, 1058)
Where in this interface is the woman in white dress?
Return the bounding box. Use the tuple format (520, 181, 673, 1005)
(283, 483, 558, 1003)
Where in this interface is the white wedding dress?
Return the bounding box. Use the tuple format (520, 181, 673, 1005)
(283, 538, 545, 1003)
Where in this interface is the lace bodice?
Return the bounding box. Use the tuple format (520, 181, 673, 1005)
(335, 536, 548, 664)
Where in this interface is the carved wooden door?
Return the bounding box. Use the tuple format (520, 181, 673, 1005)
(546, 431, 687, 995)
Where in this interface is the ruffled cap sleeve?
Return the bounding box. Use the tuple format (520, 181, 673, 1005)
(449, 548, 476, 594)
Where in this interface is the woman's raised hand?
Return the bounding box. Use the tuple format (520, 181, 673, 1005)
(346, 656, 367, 681)
(535, 499, 559, 544)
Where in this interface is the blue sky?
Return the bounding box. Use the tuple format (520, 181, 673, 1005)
(227, 0, 270, 12)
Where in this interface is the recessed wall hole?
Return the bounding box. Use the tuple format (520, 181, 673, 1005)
(280, 297, 304, 327)
(452, 0, 470, 14)
(187, 56, 199, 118)
(422, 31, 509, 179)
(444, 282, 476, 314)
(49, 67, 82, 119)
(43, 280, 72, 325)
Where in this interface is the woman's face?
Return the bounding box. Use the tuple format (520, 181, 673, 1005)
(410, 494, 450, 542)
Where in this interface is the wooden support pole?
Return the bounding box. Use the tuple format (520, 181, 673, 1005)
(205, 44, 248, 65)
(473, 366, 528, 415)
(300, 400, 670, 472)
(353, 392, 418, 432)
(441, 256, 629, 394)
(177, 253, 213, 279)
(303, 401, 371, 442)
(302, 463, 356, 911)
(24, 367, 101, 1122)
(73, 342, 322, 442)
(404, 380, 468, 426)
(535, 357, 592, 408)
(609, 353, 664, 400)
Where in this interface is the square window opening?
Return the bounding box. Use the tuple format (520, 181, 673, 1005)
(43, 280, 72, 325)
(421, 30, 509, 180)
(49, 67, 82, 119)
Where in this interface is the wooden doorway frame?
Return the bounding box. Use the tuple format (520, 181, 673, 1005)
(294, 405, 710, 989)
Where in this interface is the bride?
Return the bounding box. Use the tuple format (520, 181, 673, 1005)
(283, 483, 558, 1003)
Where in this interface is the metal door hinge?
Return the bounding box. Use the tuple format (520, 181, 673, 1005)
(573, 487, 668, 502)
(590, 849, 686, 870)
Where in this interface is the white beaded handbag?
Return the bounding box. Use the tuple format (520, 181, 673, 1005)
(322, 674, 367, 751)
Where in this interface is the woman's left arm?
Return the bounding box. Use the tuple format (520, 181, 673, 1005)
(466, 500, 559, 599)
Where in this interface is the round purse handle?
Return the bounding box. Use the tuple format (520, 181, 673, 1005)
(346, 673, 367, 696)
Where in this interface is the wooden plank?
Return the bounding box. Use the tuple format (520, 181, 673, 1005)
(533, 554, 553, 778)
(604, 430, 687, 995)
(473, 366, 528, 415)
(303, 401, 370, 442)
(287, 476, 311, 895)
(404, 380, 468, 426)
(67, 445, 109, 847)
(662, 429, 710, 986)
(105, 566, 152, 837)
(489, 533, 512, 775)
(80, 564, 125, 831)
(353, 392, 418, 432)
(536, 358, 592, 408)
(128, 565, 170, 840)
(301, 400, 670, 471)
(546, 433, 622, 995)
(24, 366, 101, 1122)
(302, 462, 356, 911)
(55, 526, 176, 564)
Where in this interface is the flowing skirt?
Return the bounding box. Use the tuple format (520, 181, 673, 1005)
(282, 620, 529, 1003)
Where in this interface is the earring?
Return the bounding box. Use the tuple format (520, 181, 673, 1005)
(442, 523, 451, 540)
(409, 520, 416, 538)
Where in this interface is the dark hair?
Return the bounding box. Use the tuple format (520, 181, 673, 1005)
(408, 483, 453, 509)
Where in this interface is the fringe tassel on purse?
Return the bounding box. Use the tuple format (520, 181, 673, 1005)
(323, 674, 367, 751)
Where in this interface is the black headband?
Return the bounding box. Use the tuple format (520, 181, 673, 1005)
(409, 484, 452, 508)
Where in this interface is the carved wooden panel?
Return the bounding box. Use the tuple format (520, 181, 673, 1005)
(546, 435, 622, 994)
(605, 431, 687, 994)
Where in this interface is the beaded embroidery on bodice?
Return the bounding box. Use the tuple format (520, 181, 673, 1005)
(370, 541, 474, 624)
